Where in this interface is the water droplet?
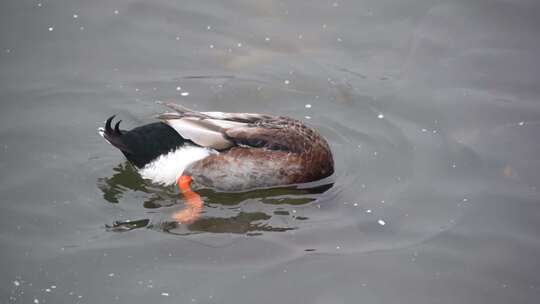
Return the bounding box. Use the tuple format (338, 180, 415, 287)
(377, 114, 384, 119)
(305, 104, 312, 108)
(48, 26, 54, 32)
(378, 219, 386, 226)
(37, 3, 42, 7)
(207, 25, 212, 30)
(13, 280, 20, 286)
(337, 37, 343, 42)
(366, 209, 372, 213)
(108, 273, 115, 277)
(519, 121, 525, 126)
(265, 37, 271, 41)
(322, 24, 327, 29)
(176, 86, 182, 91)
(305, 116, 311, 120)
(237, 42, 242, 47)
(113, 10, 119, 15)
(73, 14, 78, 19)
(284, 80, 290, 85)
(181, 92, 190, 96)
(353, 203, 358, 207)
(176, 36, 180, 41)
(209, 44, 214, 49)
(298, 34, 303, 39)
(34, 299, 39, 304)
(161, 292, 170, 296)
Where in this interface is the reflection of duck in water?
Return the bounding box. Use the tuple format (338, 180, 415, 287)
(98, 102, 334, 223)
(98, 162, 333, 234)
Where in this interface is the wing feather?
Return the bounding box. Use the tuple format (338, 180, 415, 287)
(157, 102, 294, 151)
(164, 118, 234, 150)
(157, 101, 274, 123)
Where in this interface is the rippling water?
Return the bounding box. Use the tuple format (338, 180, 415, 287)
(2, 0, 540, 303)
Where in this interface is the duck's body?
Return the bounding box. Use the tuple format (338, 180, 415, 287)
(99, 102, 334, 191)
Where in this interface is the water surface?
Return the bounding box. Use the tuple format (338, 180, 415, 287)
(1, 0, 540, 303)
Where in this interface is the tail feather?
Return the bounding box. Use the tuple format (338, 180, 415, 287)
(114, 120, 122, 134)
(100, 115, 133, 154)
(105, 115, 115, 134)
(99, 115, 189, 168)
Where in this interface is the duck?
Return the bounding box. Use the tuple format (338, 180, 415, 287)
(98, 101, 334, 192)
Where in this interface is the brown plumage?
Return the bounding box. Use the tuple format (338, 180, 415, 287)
(157, 102, 334, 191)
(101, 102, 334, 191)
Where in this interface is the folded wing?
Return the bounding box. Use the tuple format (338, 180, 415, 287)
(157, 102, 307, 153)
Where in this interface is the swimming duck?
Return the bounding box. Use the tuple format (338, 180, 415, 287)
(98, 102, 334, 192)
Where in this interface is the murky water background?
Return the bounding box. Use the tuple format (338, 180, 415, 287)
(2, 0, 540, 303)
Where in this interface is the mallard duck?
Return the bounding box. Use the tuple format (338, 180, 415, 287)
(99, 102, 334, 192)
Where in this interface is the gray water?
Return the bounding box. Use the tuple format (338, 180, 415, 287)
(2, 0, 540, 303)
